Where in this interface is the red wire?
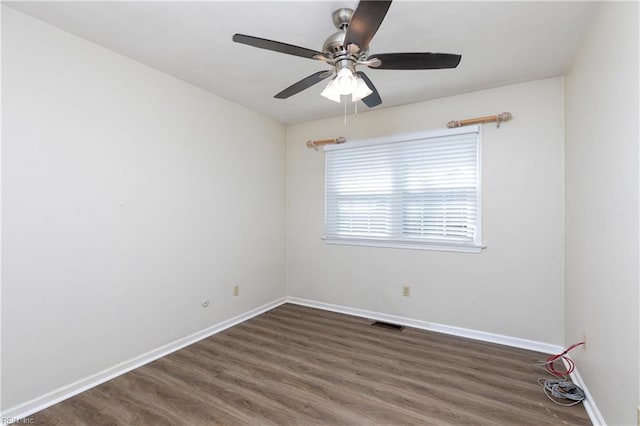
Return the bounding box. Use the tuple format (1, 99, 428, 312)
(545, 342, 585, 377)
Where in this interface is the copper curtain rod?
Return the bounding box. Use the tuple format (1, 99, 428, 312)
(306, 136, 346, 150)
(447, 112, 512, 128)
(306, 112, 511, 150)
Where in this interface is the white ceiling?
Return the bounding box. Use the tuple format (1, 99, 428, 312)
(5, 1, 597, 124)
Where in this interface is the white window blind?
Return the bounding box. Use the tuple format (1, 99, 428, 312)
(324, 126, 483, 252)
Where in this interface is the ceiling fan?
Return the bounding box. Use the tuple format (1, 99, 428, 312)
(232, 0, 461, 108)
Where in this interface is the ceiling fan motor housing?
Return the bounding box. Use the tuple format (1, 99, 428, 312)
(322, 31, 347, 56)
(323, 8, 368, 67)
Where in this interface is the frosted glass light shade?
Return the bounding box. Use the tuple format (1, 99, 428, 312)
(352, 77, 373, 102)
(335, 68, 356, 95)
(320, 78, 341, 103)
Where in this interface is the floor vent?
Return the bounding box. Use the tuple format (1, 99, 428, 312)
(371, 321, 405, 331)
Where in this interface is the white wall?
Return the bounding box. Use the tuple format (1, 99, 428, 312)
(287, 77, 565, 344)
(1, 6, 286, 411)
(564, 2, 639, 425)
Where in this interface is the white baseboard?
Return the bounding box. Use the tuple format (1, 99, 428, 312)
(287, 296, 563, 354)
(568, 366, 606, 426)
(1, 297, 287, 422)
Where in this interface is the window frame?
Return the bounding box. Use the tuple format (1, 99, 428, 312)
(323, 125, 484, 253)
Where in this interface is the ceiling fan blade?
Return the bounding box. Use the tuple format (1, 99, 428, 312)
(233, 34, 327, 60)
(367, 52, 462, 70)
(356, 71, 382, 108)
(274, 71, 333, 99)
(344, 1, 392, 51)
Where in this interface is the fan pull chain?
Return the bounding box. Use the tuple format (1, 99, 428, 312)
(344, 97, 347, 127)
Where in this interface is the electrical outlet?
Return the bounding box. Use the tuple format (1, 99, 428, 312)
(402, 285, 410, 297)
(233, 285, 239, 296)
(582, 333, 587, 350)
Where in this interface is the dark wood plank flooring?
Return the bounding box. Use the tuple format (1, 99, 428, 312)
(29, 303, 590, 425)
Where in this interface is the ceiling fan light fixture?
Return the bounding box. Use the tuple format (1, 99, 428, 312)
(352, 76, 373, 102)
(335, 68, 357, 95)
(321, 78, 342, 103)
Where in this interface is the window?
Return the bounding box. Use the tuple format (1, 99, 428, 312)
(324, 125, 483, 252)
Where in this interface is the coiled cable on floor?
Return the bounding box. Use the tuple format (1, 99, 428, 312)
(534, 342, 586, 407)
(537, 378, 586, 406)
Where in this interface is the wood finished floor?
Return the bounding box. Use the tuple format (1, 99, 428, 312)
(30, 304, 590, 425)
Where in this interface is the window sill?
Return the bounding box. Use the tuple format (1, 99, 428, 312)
(322, 237, 485, 253)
